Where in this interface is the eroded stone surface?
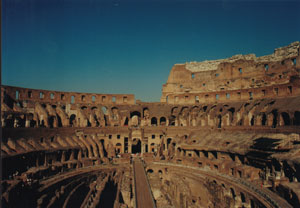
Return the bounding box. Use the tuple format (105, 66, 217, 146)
(1, 42, 300, 208)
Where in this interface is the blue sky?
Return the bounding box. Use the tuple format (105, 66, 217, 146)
(2, 0, 300, 102)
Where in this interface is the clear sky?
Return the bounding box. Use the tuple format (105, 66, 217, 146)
(2, 0, 300, 102)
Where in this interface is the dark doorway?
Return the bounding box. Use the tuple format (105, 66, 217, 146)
(131, 139, 141, 154)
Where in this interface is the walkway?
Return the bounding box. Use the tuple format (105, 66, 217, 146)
(152, 162, 292, 208)
(133, 158, 156, 208)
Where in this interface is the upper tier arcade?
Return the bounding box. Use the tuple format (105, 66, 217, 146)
(161, 42, 300, 104)
(1, 85, 135, 106)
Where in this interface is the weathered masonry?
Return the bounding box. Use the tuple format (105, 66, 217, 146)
(2, 42, 300, 208)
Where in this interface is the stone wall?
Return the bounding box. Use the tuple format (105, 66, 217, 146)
(161, 41, 300, 103)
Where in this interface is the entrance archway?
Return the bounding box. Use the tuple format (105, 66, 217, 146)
(131, 138, 141, 154)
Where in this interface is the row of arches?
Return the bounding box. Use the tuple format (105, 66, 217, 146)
(2, 97, 300, 129)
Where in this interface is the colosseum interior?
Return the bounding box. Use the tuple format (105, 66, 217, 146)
(1, 41, 300, 208)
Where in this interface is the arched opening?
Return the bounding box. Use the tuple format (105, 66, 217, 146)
(40, 119, 45, 127)
(160, 117, 166, 126)
(240, 192, 246, 203)
(130, 111, 141, 118)
(217, 115, 222, 128)
(169, 115, 176, 126)
(123, 117, 129, 126)
(130, 111, 141, 126)
(230, 188, 236, 200)
(143, 107, 149, 117)
(16, 116, 25, 127)
(151, 117, 157, 126)
(28, 113, 35, 127)
(177, 147, 182, 156)
(147, 169, 154, 174)
(57, 114, 62, 127)
(262, 113, 267, 126)
(293, 111, 300, 125)
(131, 139, 141, 154)
(116, 143, 122, 154)
(111, 107, 119, 121)
(250, 199, 255, 208)
(171, 107, 178, 115)
(272, 109, 278, 128)
(250, 116, 255, 126)
(150, 143, 155, 152)
(100, 139, 107, 157)
(101, 106, 108, 115)
(281, 112, 290, 125)
(70, 114, 76, 127)
(167, 138, 172, 149)
(91, 106, 98, 111)
(48, 116, 55, 128)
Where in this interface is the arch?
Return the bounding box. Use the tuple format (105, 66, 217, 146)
(250, 115, 255, 126)
(293, 111, 300, 125)
(111, 106, 118, 111)
(101, 106, 108, 115)
(130, 111, 141, 126)
(271, 109, 278, 128)
(209, 105, 217, 112)
(147, 169, 154, 174)
(130, 111, 141, 118)
(56, 114, 62, 127)
(70, 114, 76, 126)
(169, 115, 176, 126)
(151, 117, 157, 126)
(191, 105, 199, 110)
(217, 115, 222, 128)
(28, 113, 36, 127)
(150, 143, 155, 152)
(281, 112, 290, 125)
(48, 116, 56, 128)
(230, 188, 236, 200)
(160, 117, 167, 126)
(262, 113, 267, 126)
(250, 199, 255, 208)
(111, 107, 119, 121)
(91, 106, 98, 111)
(116, 143, 122, 154)
(228, 107, 235, 121)
(167, 138, 172, 149)
(171, 107, 179, 115)
(131, 138, 141, 154)
(240, 192, 246, 203)
(81, 106, 87, 110)
(99, 139, 107, 157)
(123, 117, 129, 126)
(180, 106, 189, 114)
(143, 107, 149, 117)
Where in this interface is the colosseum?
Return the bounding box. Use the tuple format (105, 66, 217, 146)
(1, 41, 300, 208)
